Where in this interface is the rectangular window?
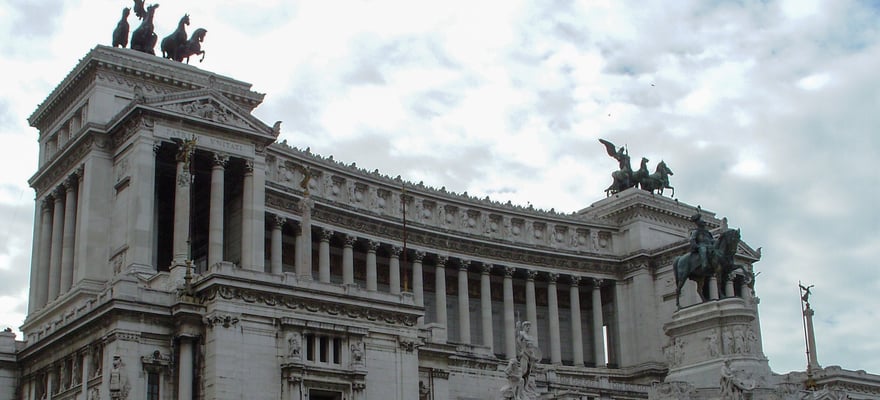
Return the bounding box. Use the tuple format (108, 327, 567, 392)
(332, 338, 342, 364)
(319, 336, 329, 363)
(147, 372, 160, 400)
(305, 334, 315, 361)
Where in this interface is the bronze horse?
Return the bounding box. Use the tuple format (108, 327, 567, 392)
(673, 228, 742, 308)
(112, 7, 130, 48)
(639, 160, 674, 196)
(130, 3, 159, 54)
(161, 14, 190, 61)
(179, 28, 207, 63)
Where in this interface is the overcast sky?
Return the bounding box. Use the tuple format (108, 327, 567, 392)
(1, 0, 878, 374)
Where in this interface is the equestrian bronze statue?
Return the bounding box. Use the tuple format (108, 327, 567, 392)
(112, 7, 130, 48)
(130, 3, 159, 54)
(161, 14, 190, 61)
(598, 139, 674, 196)
(672, 215, 752, 308)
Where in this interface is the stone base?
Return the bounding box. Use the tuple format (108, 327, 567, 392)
(663, 298, 770, 389)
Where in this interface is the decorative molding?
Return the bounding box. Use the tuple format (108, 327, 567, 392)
(203, 313, 240, 329)
(200, 285, 419, 327)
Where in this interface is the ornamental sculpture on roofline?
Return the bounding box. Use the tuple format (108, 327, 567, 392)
(599, 138, 674, 196)
(113, 1, 207, 63)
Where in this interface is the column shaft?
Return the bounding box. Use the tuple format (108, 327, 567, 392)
(570, 276, 584, 366)
(173, 159, 191, 265)
(592, 279, 606, 367)
(389, 247, 401, 294)
(342, 236, 355, 285)
(413, 252, 425, 324)
(548, 274, 561, 364)
(240, 162, 254, 269)
(366, 241, 378, 291)
(435, 257, 447, 325)
(208, 154, 227, 267)
(503, 267, 515, 359)
(480, 264, 494, 351)
(270, 216, 284, 274)
(36, 201, 52, 309)
(27, 199, 41, 314)
(60, 180, 77, 293)
(526, 270, 539, 348)
(298, 196, 313, 279)
(48, 192, 64, 301)
(318, 229, 332, 282)
(709, 276, 719, 300)
(457, 262, 471, 344)
(178, 338, 193, 400)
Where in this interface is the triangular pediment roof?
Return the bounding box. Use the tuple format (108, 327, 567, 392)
(136, 88, 279, 139)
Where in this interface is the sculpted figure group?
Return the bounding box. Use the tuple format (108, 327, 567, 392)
(112, 0, 207, 63)
(599, 139, 674, 196)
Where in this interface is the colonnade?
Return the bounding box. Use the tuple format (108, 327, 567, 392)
(267, 218, 613, 367)
(29, 172, 80, 312)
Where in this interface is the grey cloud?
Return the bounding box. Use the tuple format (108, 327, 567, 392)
(7, 0, 67, 38)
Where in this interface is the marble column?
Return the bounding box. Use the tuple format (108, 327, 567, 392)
(480, 264, 494, 351)
(36, 199, 53, 308)
(208, 153, 227, 268)
(298, 196, 314, 279)
(457, 260, 471, 344)
(525, 270, 539, 348)
(435, 256, 448, 326)
(178, 337, 193, 400)
(503, 266, 515, 359)
(342, 235, 355, 285)
(270, 215, 284, 274)
(27, 197, 41, 314)
(366, 240, 379, 291)
(592, 278, 606, 367)
(389, 246, 401, 294)
(548, 273, 562, 364)
(173, 149, 192, 266)
(48, 189, 64, 301)
(725, 274, 736, 297)
(569, 275, 584, 366)
(60, 176, 77, 294)
(293, 223, 302, 274)
(240, 161, 254, 269)
(413, 251, 425, 322)
(709, 276, 719, 300)
(318, 229, 332, 283)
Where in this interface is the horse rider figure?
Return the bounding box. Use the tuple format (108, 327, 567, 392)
(690, 214, 715, 274)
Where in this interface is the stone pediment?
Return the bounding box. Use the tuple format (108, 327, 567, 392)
(145, 90, 278, 139)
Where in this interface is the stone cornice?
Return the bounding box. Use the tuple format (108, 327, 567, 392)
(29, 125, 106, 196)
(267, 142, 616, 226)
(197, 281, 421, 328)
(30, 45, 264, 130)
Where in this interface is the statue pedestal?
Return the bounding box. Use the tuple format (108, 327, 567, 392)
(662, 298, 770, 390)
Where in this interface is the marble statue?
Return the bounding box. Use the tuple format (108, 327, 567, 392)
(500, 321, 541, 400)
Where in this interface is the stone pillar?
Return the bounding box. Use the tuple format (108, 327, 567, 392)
(298, 196, 313, 279)
(318, 229, 332, 283)
(592, 278, 606, 367)
(503, 266, 515, 359)
(366, 240, 379, 291)
(569, 276, 584, 366)
(389, 246, 401, 294)
(342, 235, 355, 285)
(725, 274, 736, 297)
(435, 256, 448, 326)
(240, 161, 254, 269)
(525, 270, 539, 348)
(548, 273, 562, 364)
(208, 153, 228, 268)
(178, 337, 194, 400)
(480, 264, 494, 351)
(27, 197, 42, 314)
(708, 276, 719, 300)
(413, 251, 425, 323)
(457, 260, 471, 344)
(48, 189, 65, 301)
(804, 305, 820, 371)
(60, 176, 77, 294)
(46, 368, 54, 400)
(293, 223, 302, 274)
(173, 149, 192, 266)
(270, 215, 284, 274)
(36, 199, 53, 308)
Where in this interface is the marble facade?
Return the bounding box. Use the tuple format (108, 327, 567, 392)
(2, 45, 878, 400)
